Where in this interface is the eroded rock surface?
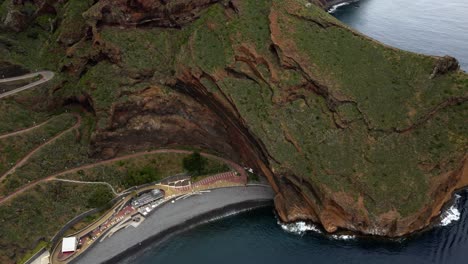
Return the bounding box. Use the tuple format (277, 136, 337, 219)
(1, 0, 467, 240)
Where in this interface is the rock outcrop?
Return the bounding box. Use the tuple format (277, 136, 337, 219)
(1, 0, 467, 239)
(84, 0, 221, 28)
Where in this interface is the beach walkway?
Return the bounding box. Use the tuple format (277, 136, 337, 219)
(72, 185, 274, 264)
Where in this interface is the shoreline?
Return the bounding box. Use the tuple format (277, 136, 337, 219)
(105, 201, 273, 264)
(277, 187, 468, 241)
(72, 185, 274, 264)
(324, 0, 359, 13)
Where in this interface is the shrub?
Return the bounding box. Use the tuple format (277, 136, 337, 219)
(182, 152, 208, 176)
(86, 188, 113, 208)
(122, 166, 160, 188)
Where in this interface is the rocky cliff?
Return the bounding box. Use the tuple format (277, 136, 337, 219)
(1, 0, 467, 237)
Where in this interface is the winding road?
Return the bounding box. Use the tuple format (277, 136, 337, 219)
(0, 149, 247, 205)
(0, 69, 249, 206)
(0, 71, 54, 99)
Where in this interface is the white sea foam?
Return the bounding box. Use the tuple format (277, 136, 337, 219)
(328, 1, 358, 14)
(330, 234, 356, 241)
(278, 220, 359, 241)
(439, 194, 462, 226)
(278, 221, 322, 235)
(439, 206, 461, 226)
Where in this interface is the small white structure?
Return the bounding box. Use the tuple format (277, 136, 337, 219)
(62, 237, 78, 253)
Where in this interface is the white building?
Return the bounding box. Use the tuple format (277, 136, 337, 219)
(62, 237, 78, 253)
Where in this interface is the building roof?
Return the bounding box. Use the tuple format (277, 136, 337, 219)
(62, 237, 77, 253)
(132, 189, 164, 207)
(151, 189, 162, 196)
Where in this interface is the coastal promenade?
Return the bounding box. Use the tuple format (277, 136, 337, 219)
(73, 185, 274, 264)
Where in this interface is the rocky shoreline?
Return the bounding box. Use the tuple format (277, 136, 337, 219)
(72, 186, 274, 264)
(1, 0, 466, 249)
(314, 0, 358, 11)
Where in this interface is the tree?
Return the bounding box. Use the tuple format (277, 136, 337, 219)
(123, 166, 160, 188)
(87, 188, 113, 208)
(183, 152, 207, 176)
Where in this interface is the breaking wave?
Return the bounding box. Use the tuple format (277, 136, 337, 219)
(328, 1, 358, 14)
(277, 220, 356, 241)
(278, 220, 322, 235)
(330, 234, 356, 241)
(439, 194, 462, 227)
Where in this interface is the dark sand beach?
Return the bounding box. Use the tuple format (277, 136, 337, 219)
(73, 185, 274, 264)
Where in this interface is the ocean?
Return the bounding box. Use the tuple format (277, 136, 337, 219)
(126, 1, 468, 263)
(331, 0, 468, 71)
(125, 191, 467, 264)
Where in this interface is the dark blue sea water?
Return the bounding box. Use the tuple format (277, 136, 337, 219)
(332, 0, 468, 71)
(127, 191, 467, 264)
(128, 1, 468, 263)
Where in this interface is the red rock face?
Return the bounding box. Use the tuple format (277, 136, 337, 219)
(91, 85, 239, 160)
(2, 0, 466, 239)
(84, 0, 221, 28)
(83, 0, 467, 238)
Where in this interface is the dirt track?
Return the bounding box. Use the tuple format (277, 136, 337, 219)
(0, 114, 81, 183)
(0, 148, 248, 205)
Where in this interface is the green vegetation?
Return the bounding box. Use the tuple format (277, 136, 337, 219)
(87, 187, 114, 208)
(172, 0, 468, 218)
(61, 153, 187, 192)
(0, 115, 94, 196)
(55, 0, 94, 45)
(0, 113, 76, 175)
(0, 98, 50, 134)
(182, 152, 231, 177)
(60, 152, 230, 191)
(0, 182, 112, 264)
(64, 211, 103, 236)
(183, 152, 208, 176)
(0, 1, 466, 262)
(247, 171, 260, 182)
(18, 240, 48, 264)
(123, 166, 160, 188)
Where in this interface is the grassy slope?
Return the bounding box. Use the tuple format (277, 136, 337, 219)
(0, 182, 113, 264)
(1, 0, 463, 217)
(0, 114, 95, 197)
(0, 0, 466, 261)
(164, 0, 467, 217)
(0, 99, 49, 134)
(59, 152, 230, 192)
(0, 113, 75, 175)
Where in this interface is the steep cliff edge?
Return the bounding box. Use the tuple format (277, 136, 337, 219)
(1, 0, 467, 239)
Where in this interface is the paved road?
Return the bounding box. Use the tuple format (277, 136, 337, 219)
(0, 71, 54, 99)
(73, 185, 274, 264)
